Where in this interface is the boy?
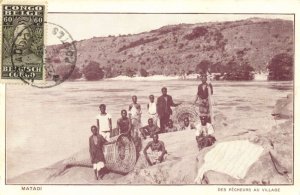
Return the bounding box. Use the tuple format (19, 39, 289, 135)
(89, 125, 108, 180)
(195, 116, 216, 150)
(180, 117, 196, 131)
(147, 95, 158, 125)
(143, 134, 167, 166)
(96, 104, 112, 140)
(140, 118, 160, 139)
(129, 95, 142, 136)
(116, 110, 132, 137)
(165, 119, 178, 132)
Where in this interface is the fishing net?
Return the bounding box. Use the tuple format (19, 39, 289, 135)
(104, 134, 137, 174)
(171, 103, 200, 124)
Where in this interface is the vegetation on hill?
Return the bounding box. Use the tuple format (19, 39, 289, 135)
(46, 18, 294, 81)
(267, 53, 293, 81)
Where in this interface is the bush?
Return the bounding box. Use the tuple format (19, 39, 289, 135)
(82, 61, 104, 81)
(195, 60, 212, 74)
(55, 65, 82, 80)
(267, 53, 293, 81)
(184, 26, 208, 40)
(223, 61, 254, 80)
(140, 68, 148, 77)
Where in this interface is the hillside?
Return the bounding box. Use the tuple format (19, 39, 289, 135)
(46, 18, 294, 77)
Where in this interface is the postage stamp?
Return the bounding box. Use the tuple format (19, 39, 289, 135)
(0, 3, 46, 83)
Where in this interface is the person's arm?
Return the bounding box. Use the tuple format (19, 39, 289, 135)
(108, 118, 112, 132)
(155, 126, 161, 134)
(128, 105, 132, 118)
(89, 138, 93, 162)
(127, 118, 132, 135)
(143, 142, 153, 165)
(147, 103, 149, 112)
(194, 95, 198, 104)
(97, 119, 99, 131)
(116, 119, 120, 135)
(170, 96, 180, 107)
(209, 84, 213, 95)
(158, 142, 167, 162)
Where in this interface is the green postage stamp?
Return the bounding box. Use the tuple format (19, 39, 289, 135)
(1, 3, 46, 83)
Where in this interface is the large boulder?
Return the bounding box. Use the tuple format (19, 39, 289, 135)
(272, 94, 293, 119)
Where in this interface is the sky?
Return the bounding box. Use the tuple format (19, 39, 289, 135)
(47, 13, 294, 45)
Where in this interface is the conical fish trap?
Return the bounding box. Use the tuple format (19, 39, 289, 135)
(172, 103, 200, 124)
(104, 134, 137, 174)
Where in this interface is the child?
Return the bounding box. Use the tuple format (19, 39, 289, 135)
(96, 104, 112, 140)
(195, 116, 216, 150)
(165, 119, 178, 132)
(89, 125, 108, 180)
(147, 95, 158, 125)
(129, 95, 142, 136)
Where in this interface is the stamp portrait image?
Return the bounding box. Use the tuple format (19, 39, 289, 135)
(1, 4, 45, 82)
(2, 10, 294, 186)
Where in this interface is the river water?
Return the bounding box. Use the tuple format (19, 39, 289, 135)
(5, 80, 293, 178)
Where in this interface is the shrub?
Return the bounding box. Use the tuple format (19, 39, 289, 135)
(195, 60, 213, 74)
(267, 53, 293, 81)
(184, 26, 208, 40)
(82, 61, 104, 81)
(140, 68, 148, 77)
(55, 65, 82, 80)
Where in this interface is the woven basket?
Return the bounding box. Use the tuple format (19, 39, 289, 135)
(103, 134, 137, 174)
(171, 103, 200, 124)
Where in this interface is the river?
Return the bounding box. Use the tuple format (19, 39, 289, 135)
(5, 80, 293, 178)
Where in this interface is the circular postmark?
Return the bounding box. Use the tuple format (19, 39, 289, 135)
(11, 22, 77, 88)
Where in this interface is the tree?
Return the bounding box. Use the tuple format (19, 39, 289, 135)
(82, 61, 104, 81)
(124, 67, 136, 77)
(195, 60, 212, 74)
(55, 65, 82, 80)
(223, 61, 254, 81)
(140, 68, 148, 77)
(267, 53, 293, 81)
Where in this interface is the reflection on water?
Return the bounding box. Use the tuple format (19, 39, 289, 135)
(5, 80, 293, 178)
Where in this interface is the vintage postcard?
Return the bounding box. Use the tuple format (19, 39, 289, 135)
(0, 0, 299, 195)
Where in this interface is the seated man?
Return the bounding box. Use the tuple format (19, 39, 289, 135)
(143, 134, 167, 166)
(195, 116, 216, 150)
(180, 117, 196, 131)
(139, 118, 160, 139)
(165, 119, 178, 132)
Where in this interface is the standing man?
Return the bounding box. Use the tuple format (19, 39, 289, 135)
(96, 104, 112, 140)
(129, 95, 142, 136)
(116, 110, 132, 137)
(147, 95, 158, 126)
(89, 125, 108, 180)
(194, 74, 213, 123)
(157, 87, 181, 132)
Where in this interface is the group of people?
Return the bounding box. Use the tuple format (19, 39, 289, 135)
(89, 74, 217, 180)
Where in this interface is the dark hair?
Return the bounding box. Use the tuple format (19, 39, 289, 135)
(121, 109, 127, 113)
(99, 104, 106, 108)
(184, 117, 189, 121)
(149, 94, 154, 98)
(161, 87, 167, 92)
(148, 118, 153, 122)
(91, 125, 98, 130)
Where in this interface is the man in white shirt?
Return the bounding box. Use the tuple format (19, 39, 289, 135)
(96, 104, 112, 140)
(195, 116, 216, 150)
(147, 95, 158, 126)
(129, 95, 142, 136)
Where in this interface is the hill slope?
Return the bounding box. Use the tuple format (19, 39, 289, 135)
(47, 18, 294, 76)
